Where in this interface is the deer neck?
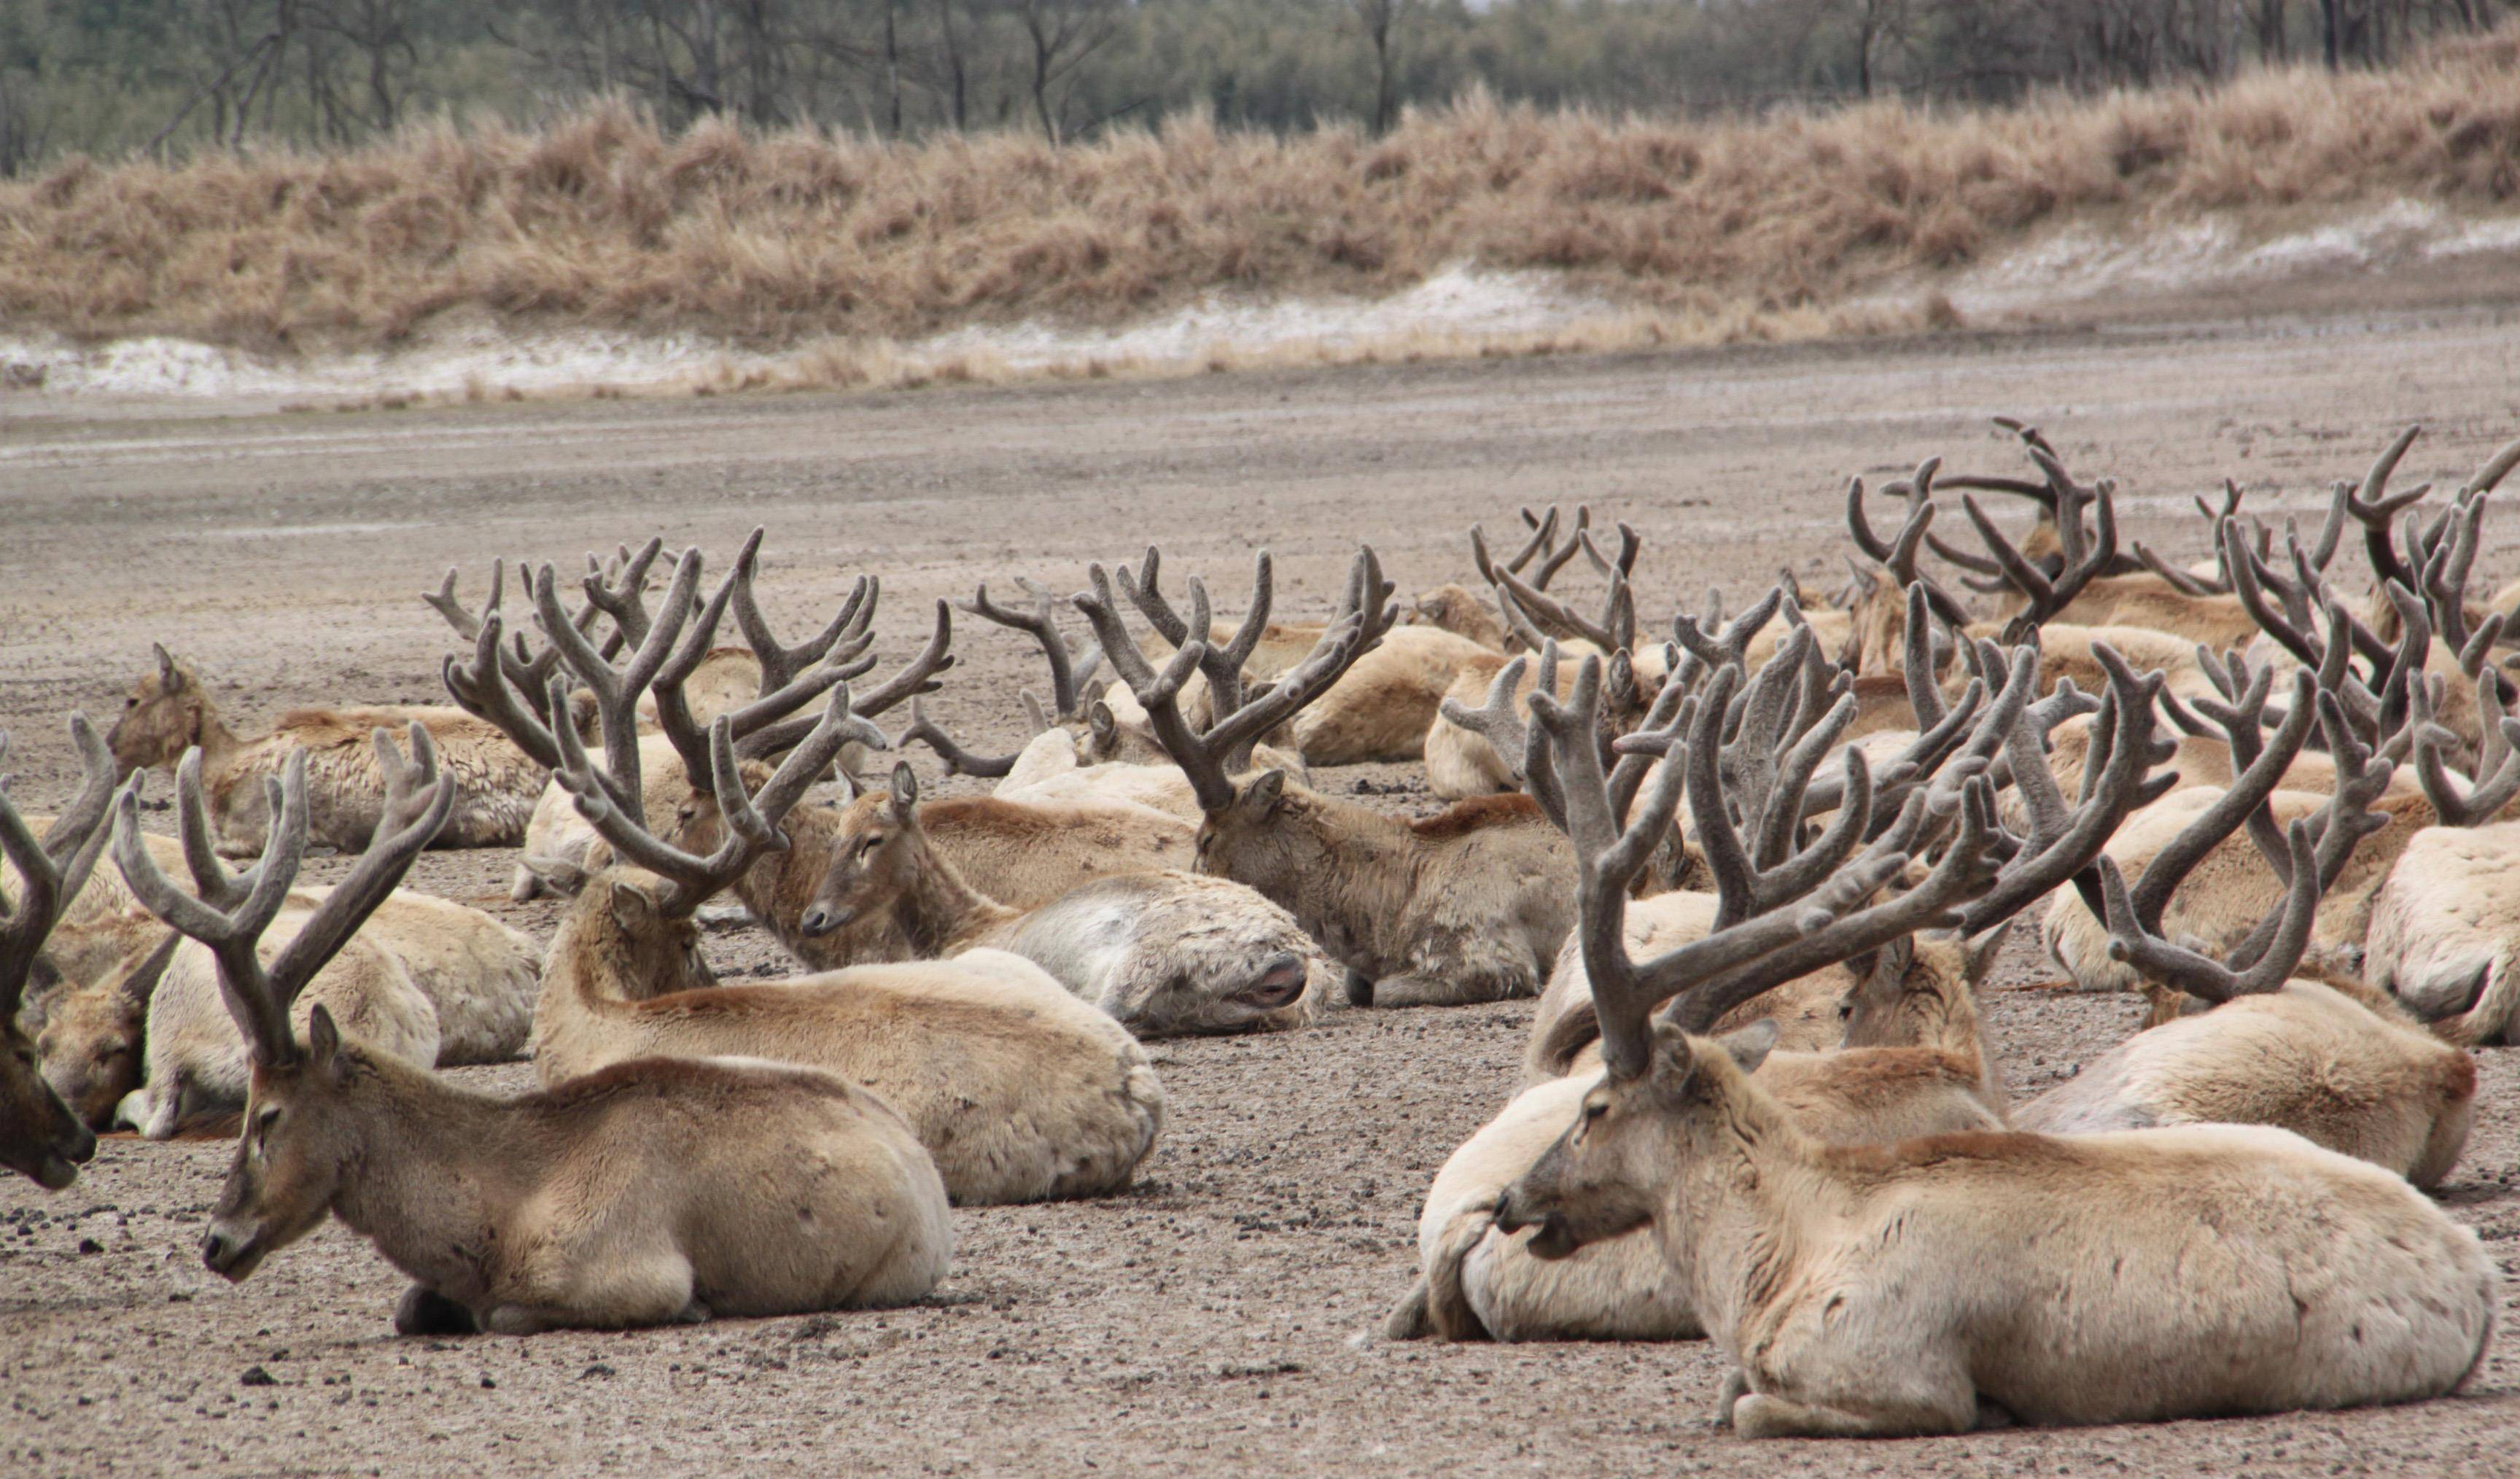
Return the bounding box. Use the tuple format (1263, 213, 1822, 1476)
(322, 1052, 526, 1306)
(890, 843, 1022, 958)
(529, 901, 664, 1081)
(191, 700, 244, 769)
(1647, 1074, 1831, 1343)
(1276, 796, 1416, 971)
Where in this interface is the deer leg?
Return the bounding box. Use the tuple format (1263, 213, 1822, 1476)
(394, 1285, 482, 1337)
(1714, 1368, 1750, 1426)
(1731, 1391, 1973, 1440)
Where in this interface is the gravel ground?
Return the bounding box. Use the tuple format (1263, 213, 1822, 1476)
(4, 304, 2519, 1476)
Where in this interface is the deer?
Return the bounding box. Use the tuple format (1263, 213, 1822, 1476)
(35, 877, 540, 1133)
(1390, 648, 2077, 1343)
(0, 718, 115, 1189)
(2042, 599, 2514, 995)
(794, 761, 1330, 1036)
(1075, 544, 1581, 1009)
(109, 723, 951, 1335)
(61, 744, 543, 1140)
(106, 644, 550, 856)
(1524, 614, 2155, 1074)
(1485, 666, 2497, 1436)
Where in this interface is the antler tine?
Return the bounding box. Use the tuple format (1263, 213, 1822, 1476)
(1671, 586, 1786, 693)
(442, 607, 567, 772)
(1486, 547, 1624, 652)
(2304, 478, 2352, 572)
(897, 697, 1021, 780)
(2101, 820, 2320, 1005)
(2416, 493, 2488, 651)
(1073, 564, 1226, 809)
(1577, 521, 1643, 583)
(535, 545, 705, 819)
(2461, 434, 2520, 499)
(580, 535, 668, 648)
(1949, 645, 2168, 933)
(2343, 424, 2430, 594)
(2133, 540, 2225, 597)
(1501, 506, 1561, 578)
(1532, 507, 1592, 589)
(832, 599, 956, 725)
(0, 715, 119, 1011)
(1436, 654, 1536, 785)
(724, 536, 878, 697)
(961, 577, 1091, 721)
(1196, 551, 1280, 721)
(2222, 519, 2333, 672)
(109, 752, 311, 1065)
(421, 561, 499, 641)
(262, 725, 455, 1014)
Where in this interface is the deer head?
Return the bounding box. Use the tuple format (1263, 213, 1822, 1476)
(0, 715, 116, 1187)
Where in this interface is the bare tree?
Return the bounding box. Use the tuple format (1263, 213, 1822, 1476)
(1350, 0, 1420, 135)
(1008, 0, 1119, 142)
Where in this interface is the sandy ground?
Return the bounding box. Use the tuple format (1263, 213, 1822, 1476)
(4, 303, 2520, 1476)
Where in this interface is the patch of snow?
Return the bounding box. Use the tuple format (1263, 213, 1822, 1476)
(0, 263, 1618, 407)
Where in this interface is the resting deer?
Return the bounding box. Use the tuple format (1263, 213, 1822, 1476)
(1076, 546, 1579, 1008)
(2014, 678, 2476, 1187)
(796, 761, 1328, 1036)
(1391, 648, 2078, 1343)
(110, 725, 950, 1335)
(107, 645, 548, 855)
(1487, 664, 2496, 1436)
(0, 718, 115, 1189)
(34, 755, 541, 1133)
(2042, 614, 2513, 995)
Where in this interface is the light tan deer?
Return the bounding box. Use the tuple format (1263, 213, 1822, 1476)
(0, 718, 115, 1189)
(1076, 546, 1579, 1008)
(1487, 675, 2496, 1436)
(69, 743, 544, 1139)
(111, 726, 949, 1335)
(1389, 652, 2072, 1343)
(2365, 820, 2520, 1046)
(106, 645, 548, 855)
(795, 761, 1329, 1036)
(508, 618, 1164, 1207)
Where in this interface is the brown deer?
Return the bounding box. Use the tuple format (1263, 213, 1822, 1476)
(1076, 545, 1580, 1008)
(796, 761, 1329, 1036)
(0, 717, 115, 1189)
(1485, 669, 2496, 1436)
(111, 724, 950, 1335)
(106, 645, 550, 855)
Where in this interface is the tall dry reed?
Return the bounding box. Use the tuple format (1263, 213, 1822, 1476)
(4, 28, 2515, 354)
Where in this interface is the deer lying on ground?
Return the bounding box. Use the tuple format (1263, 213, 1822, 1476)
(64, 745, 546, 1139)
(2042, 612, 2514, 994)
(2012, 678, 2477, 1187)
(1078, 546, 1580, 1008)
(0, 718, 114, 1189)
(518, 678, 1164, 1206)
(112, 726, 951, 1335)
(1390, 649, 2082, 1343)
(1486, 669, 2496, 1435)
(108, 645, 549, 855)
(796, 762, 1329, 1036)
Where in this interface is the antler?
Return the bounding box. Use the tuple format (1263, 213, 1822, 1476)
(0, 716, 119, 1018)
(553, 680, 883, 917)
(1077, 545, 1396, 810)
(960, 577, 1105, 726)
(1843, 472, 1973, 628)
(109, 728, 454, 1066)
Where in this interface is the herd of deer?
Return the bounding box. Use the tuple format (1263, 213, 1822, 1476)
(4, 419, 2518, 1435)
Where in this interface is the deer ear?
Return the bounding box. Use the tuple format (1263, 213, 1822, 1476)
(152, 644, 182, 690)
(1716, 1019, 1778, 1074)
(1646, 1021, 1700, 1094)
(1964, 920, 2017, 985)
(1242, 769, 1287, 814)
(1606, 650, 1636, 704)
(306, 1004, 345, 1076)
(1089, 702, 1117, 746)
(887, 761, 919, 818)
(608, 879, 661, 933)
(522, 855, 589, 898)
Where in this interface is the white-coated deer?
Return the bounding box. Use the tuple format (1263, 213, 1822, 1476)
(0, 718, 116, 1189)
(798, 762, 1329, 1036)
(111, 724, 949, 1335)
(1486, 656, 2495, 1436)
(107, 645, 548, 855)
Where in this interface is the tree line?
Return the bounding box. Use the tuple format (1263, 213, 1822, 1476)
(2, 0, 2511, 175)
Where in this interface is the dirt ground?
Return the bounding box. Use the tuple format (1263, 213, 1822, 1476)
(5, 303, 2520, 1477)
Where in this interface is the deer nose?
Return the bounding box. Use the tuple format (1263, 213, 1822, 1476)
(63, 1120, 96, 1165)
(798, 904, 853, 938)
(200, 1229, 235, 1271)
(1240, 953, 1307, 1009)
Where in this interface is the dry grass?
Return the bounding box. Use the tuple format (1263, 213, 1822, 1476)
(4, 28, 2516, 359)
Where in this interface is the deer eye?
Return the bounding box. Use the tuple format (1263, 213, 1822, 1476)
(857, 835, 881, 855)
(1582, 1100, 1606, 1125)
